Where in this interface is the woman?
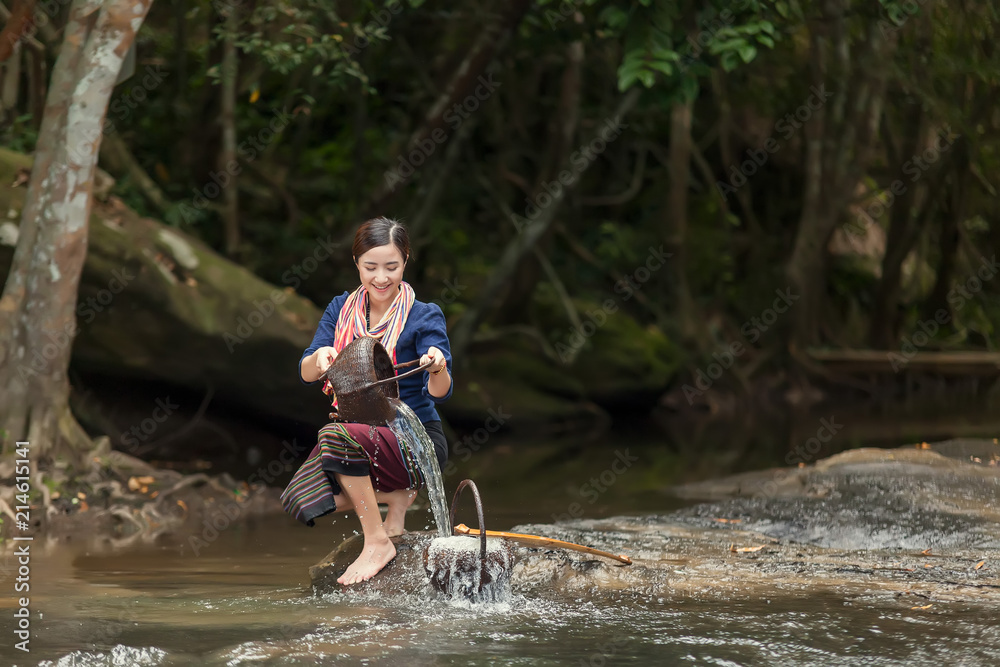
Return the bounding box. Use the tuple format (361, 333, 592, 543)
(280, 217, 453, 585)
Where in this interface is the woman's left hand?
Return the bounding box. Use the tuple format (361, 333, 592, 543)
(421, 346, 448, 374)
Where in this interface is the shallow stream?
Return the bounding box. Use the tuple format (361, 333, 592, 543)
(3, 413, 1000, 666)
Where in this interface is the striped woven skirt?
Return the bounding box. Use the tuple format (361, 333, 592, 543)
(280, 421, 446, 527)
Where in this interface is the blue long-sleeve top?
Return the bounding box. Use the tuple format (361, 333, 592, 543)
(298, 291, 453, 423)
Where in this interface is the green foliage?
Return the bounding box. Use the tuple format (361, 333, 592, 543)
(6, 0, 1000, 389)
(0, 115, 38, 154)
(598, 0, 780, 96)
(216, 0, 409, 91)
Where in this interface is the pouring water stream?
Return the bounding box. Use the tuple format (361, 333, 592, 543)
(386, 397, 451, 538)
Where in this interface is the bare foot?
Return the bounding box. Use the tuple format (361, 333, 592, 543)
(337, 537, 396, 585)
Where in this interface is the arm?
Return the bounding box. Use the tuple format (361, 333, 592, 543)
(301, 347, 338, 383)
(299, 295, 347, 384)
(416, 304, 454, 401)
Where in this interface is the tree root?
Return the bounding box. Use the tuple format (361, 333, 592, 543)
(105, 506, 146, 533)
(155, 473, 233, 508)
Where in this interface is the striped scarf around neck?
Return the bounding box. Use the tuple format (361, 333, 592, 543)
(321, 281, 416, 401)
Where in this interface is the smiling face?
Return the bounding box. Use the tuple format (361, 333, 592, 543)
(355, 243, 406, 310)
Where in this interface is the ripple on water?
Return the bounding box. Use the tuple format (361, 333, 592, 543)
(32, 582, 1000, 666)
(37, 645, 167, 667)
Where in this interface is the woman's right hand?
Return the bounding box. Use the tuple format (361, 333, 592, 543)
(315, 346, 338, 375)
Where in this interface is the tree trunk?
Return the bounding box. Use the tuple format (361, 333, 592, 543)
(25, 38, 46, 124)
(666, 97, 700, 345)
(362, 0, 532, 216)
(450, 88, 641, 360)
(869, 138, 960, 348)
(786, 211, 837, 352)
(0, 0, 46, 125)
(1, 146, 327, 427)
(787, 2, 887, 351)
(493, 39, 583, 325)
(0, 0, 152, 457)
(922, 143, 968, 323)
(219, 5, 240, 257)
(868, 187, 919, 349)
(169, 0, 188, 174)
(0, 0, 34, 64)
(0, 41, 20, 113)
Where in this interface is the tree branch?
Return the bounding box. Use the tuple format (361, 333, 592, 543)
(580, 147, 647, 206)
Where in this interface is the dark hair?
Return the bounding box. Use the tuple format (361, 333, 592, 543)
(352, 217, 410, 263)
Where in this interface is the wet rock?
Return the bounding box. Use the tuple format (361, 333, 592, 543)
(310, 531, 516, 602)
(508, 516, 999, 605)
(669, 444, 1000, 550)
(309, 532, 434, 596)
(501, 445, 1000, 603)
(310, 446, 1000, 607)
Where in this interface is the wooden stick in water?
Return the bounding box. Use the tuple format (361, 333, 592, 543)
(453, 523, 632, 565)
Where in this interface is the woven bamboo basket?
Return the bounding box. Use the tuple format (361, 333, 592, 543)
(323, 337, 432, 425)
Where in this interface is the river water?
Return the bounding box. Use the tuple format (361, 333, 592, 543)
(7, 509, 998, 667)
(3, 407, 1000, 666)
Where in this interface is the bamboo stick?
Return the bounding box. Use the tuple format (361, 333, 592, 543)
(453, 523, 632, 565)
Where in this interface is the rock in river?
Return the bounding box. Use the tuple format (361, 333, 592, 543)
(311, 444, 1000, 607)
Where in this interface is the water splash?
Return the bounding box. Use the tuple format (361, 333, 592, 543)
(425, 535, 515, 603)
(387, 398, 450, 538)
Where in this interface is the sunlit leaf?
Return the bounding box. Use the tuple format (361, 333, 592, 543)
(738, 43, 757, 63)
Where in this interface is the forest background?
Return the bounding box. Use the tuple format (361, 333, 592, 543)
(1, 0, 999, 516)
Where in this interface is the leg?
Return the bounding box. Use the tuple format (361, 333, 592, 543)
(378, 488, 418, 536)
(332, 489, 414, 534)
(335, 473, 396, 585)
(331, 493, 353, 514)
